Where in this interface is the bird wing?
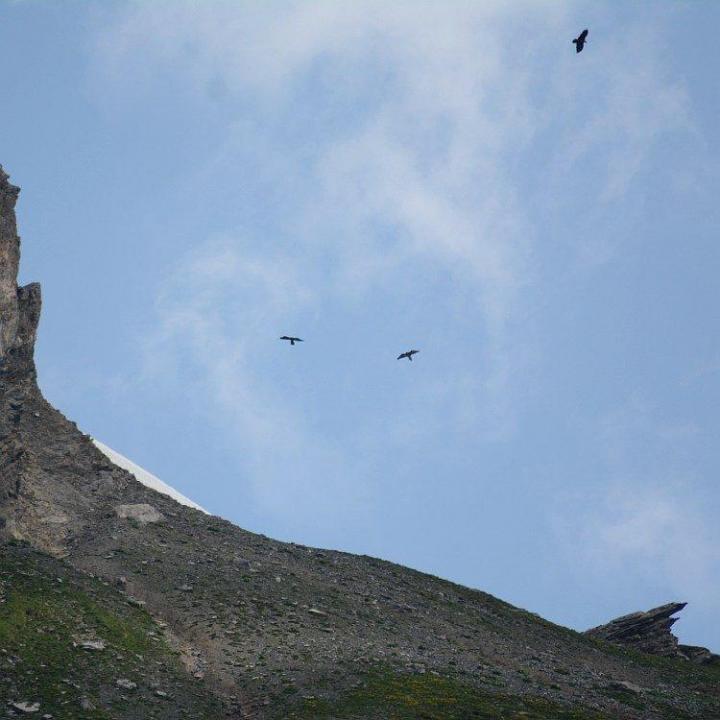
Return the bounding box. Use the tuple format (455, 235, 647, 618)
(410, 350, 419, 356)
(579, 29, 588, 41)
(280, 336, 291, 341)
(295, 338, 303, 342)
(397, 353, 407, 360)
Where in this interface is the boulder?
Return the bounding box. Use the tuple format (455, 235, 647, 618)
(114, 504, 164, 525)
(11, 702, 40, 714)
(78, 639, 106, 651)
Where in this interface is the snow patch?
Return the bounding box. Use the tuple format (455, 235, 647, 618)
(93, 439, 208, 514)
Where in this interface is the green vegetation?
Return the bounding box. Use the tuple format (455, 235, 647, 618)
(278, 668, 609, 720)
(588, 636, 720, 695)
(0, 546, 223, 720)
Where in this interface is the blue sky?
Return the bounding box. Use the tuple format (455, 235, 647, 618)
(2, 0, 719, 650)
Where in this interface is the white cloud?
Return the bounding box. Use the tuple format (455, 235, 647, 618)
(94, 1, 558, 445)
(92, 2, 698, 528)
(146, 235, 313, 446)
(584, 483, 719, 600)
(554, 398, 720, 633)
(139, 236, 377, 530)
(94, 0, 692, 326)
(558, 33, 691, 203)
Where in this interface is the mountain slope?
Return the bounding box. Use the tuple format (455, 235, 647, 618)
(1, 166, 719, 719)
(0, 543, 223, 719)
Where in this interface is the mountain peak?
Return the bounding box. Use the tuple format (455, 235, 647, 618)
(0, 166, 41, 382)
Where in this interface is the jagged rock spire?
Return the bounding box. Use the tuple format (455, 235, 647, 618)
(585, 602, 719, 665)
(0, 166, 41, 381)
(0, 166, 21, 353)
(585, 602, 686, 657)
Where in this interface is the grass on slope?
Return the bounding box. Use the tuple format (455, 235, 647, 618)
(0, 543, 223, 720)
(277, 668, 609, 720)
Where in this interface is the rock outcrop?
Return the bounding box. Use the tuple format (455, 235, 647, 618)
(0, 166, 41, 383)
(114, 503, 165, 525)
(0, 166, 144, 552)
(585, 602, 719, 666)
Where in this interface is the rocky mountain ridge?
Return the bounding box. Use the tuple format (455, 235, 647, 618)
(585, 602, 719, 667)
(1, 166, 719, 719)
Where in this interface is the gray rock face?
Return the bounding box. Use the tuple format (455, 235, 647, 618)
(0, 166, 41, 383)
(0, 166, 166, 552)
(678, 644, 718, 665)
(586, 602, 719, 665)
(585, 602, 686, 657)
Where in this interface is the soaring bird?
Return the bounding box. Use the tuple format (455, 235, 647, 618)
(573, 28, 588, 53)
(397, 350, 419, 362)
(280, 336, 303, 346)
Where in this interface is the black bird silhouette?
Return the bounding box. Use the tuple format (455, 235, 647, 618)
(397, 350, 419, 362)
(573, 28, 588, 53)
(280, 336, 303, 346)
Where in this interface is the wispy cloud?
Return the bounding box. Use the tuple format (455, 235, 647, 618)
(553, 397, 719, 644)
(558, 30, 691, 203)
(139, 235, 379, 533)
(92, 2, 698, 532)
(575, 481, 719, 600)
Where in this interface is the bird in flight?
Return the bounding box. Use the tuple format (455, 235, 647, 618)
(280, 336, 303, 346)
(573, 28, 588, 53)
(397, 350, 419, 362)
